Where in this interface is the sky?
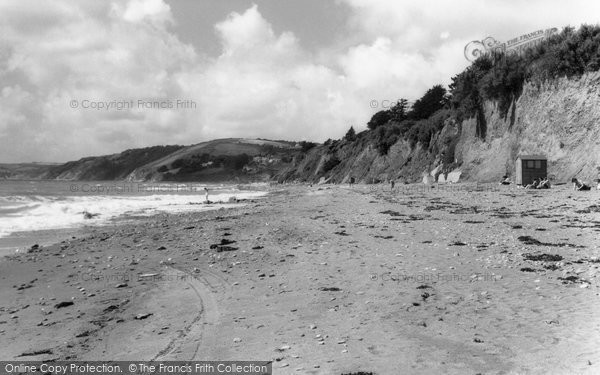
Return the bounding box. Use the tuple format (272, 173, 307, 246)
(1, 0, 600, 162)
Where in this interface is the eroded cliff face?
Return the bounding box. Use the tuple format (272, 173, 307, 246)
(280, 72, 600, 184)
(276, 137, 436, 184)
(457, 71, 600, 182)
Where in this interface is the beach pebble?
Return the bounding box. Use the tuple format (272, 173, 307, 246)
(134, 313, 153, 320)
(54, 301, 74, 309)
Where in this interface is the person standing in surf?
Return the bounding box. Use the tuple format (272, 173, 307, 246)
(204, 187, 210, 203)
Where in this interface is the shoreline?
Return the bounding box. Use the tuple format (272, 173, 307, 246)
(1, 184, 599, 373)
(0, 189, 270, 257)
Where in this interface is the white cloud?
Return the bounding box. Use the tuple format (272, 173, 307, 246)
(119, 0, 172, 24)
(0, 0, 196, 162)
(175, 5, 359, 143)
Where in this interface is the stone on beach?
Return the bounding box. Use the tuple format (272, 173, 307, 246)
(54, 301, 74, 309)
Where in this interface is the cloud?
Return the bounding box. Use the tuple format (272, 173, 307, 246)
(1, 0, 600, 162)
(179, 5, 357, 143)
(119, 0, 172, 24)
(0, 0, 197, 162)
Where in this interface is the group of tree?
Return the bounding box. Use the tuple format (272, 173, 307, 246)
(365, 24, 600, 154)
(367, 86, 448, 131)
(323, 24, 600, 161)
(450, 24, 600, 120)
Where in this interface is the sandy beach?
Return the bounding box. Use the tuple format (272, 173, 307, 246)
(1, 184, 599, 374)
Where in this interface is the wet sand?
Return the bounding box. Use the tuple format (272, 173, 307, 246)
(1, 184, 599, 374)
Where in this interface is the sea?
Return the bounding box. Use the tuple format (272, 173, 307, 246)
(0, 180, 267, 256)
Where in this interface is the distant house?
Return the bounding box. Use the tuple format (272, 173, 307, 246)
(515, 155, 547, 185)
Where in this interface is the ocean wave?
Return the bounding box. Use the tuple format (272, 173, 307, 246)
(0, 191, 266, 238)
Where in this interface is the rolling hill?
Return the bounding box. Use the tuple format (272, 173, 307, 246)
(0, 139, 308, 182)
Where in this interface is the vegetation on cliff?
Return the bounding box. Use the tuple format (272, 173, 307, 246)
(366, 24, 600, 154)
(278, 24, 600, 183)
(451, 25, 600, 121)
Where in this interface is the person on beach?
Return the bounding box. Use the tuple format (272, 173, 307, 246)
(390, 179, 395, 190)
(596, 179, 600, 190)
(525, 178, 540, 189)
(349, 176, 355, 187)
(572, 178, 591, 191)
(499, 175, 511, 185)
(537, 177, 551, 189)
(204, 187, 210, 203)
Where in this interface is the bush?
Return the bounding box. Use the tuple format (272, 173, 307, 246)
(322, 156, 341, 172)
(367, 110, 392, 130)
(375, 123, 402, 155)
(226, 153, 251, 170)
(408, 85, 448, 120)
(171, 158, 186, 169)
(405, 110, 451, 148)
(299, 141, 317, 152)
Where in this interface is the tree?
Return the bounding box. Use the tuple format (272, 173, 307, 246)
(408, 84, 448, 120)
(345, 126, 356, 141)
(299, 141, 317, 152)
(322, 156, 340, 172)
(390, 99, 409, 121)
(367, 110, 391, 130)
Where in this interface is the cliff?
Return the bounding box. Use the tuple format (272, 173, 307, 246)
(456, 71, 600, 182)
(276, 72, 600, 184)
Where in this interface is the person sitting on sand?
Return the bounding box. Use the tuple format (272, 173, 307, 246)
(572, 178, 591, 191)
(537, 177, 551, 189)
(525, 178, 539, 189)
(499, 175, 511, 185)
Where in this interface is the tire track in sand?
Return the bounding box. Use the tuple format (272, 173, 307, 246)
(152, 266, 224, 360)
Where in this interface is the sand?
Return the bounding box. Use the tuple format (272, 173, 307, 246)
(1, 183, 599, 374)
